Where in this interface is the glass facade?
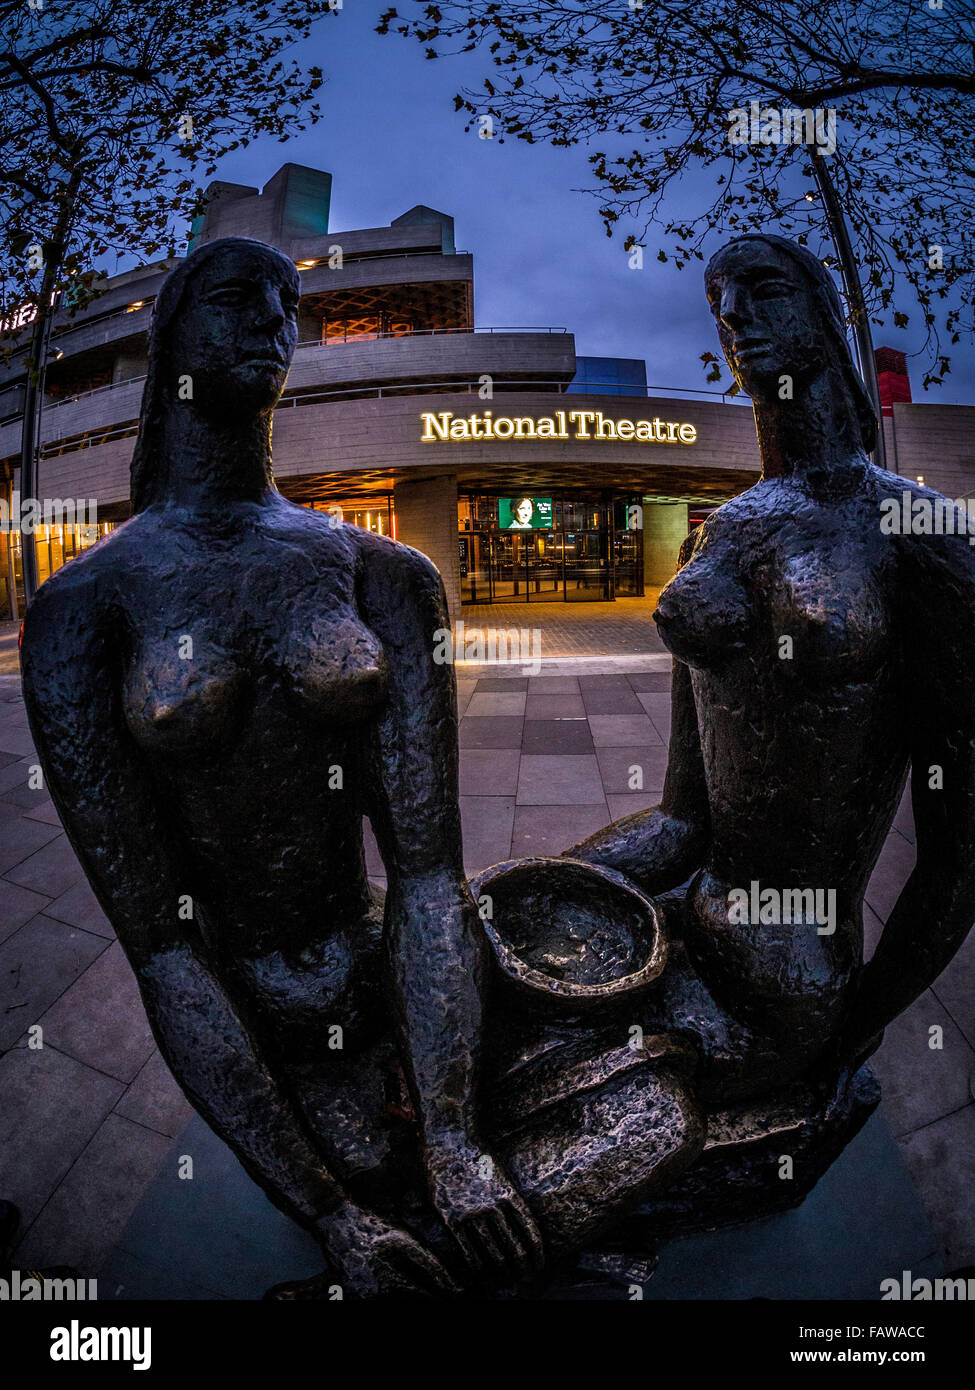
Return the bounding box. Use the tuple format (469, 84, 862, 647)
(458, 493, 644, 604)
(2, 521, 115, 619)
(302, 497, 394, 537)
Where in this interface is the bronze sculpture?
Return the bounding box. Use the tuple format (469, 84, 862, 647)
(21, 233, 975, 1298)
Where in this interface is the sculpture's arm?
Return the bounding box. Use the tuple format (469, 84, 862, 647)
(355, 533, 543, 1276)
(20, 569, 456, 1295)
(843, 533, 975, 1053)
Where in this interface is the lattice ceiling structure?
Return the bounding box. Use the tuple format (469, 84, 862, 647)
(301, 281, 473, 340)
(279, 462, 757, 504)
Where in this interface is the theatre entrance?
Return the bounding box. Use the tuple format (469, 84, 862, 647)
(458, 495, 643, 604)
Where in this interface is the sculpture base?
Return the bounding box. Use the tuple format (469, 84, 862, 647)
(100, 1068, 942, 1300)
(637, 1062, 882, 1241)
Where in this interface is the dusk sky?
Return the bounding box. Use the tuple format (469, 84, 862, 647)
(180, 6, 974, 407)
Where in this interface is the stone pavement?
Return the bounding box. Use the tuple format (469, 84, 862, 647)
(461, 593, 663, 658)
(0, 620, 21, 677)
(0, 619, 973, 1285)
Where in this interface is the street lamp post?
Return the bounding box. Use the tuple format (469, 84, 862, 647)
(809, 149, 887, 471)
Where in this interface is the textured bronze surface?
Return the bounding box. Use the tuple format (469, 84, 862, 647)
(21, 234, 974, 1298)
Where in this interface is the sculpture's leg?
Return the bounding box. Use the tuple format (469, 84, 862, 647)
(497, 1064, 705, 1259)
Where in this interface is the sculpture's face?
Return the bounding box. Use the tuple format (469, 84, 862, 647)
(705, 241, 825, 399)
(167, 246, 300, 414)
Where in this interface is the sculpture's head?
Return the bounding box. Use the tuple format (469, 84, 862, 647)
(131, 237, 300, 510)
(704, 235, 877, 454)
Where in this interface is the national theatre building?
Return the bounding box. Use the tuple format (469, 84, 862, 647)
(1, 161, 972, 618)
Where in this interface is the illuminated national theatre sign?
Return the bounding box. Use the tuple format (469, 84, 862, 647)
(420, 409, 698, 445)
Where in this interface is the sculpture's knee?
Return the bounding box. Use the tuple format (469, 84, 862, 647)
(503, 1064, 705, 1256)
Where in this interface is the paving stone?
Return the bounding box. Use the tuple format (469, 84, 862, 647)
(524, 693, 586, 719)
(458, 715, 524, 749)
(635, 691, 673, 720)
(607, 792, 661, 818)
(44, 877, 113, 938)
(580, 687, 645, 715)
(361, 816, 383, 877)
(863, 901, 885, 963)
(898, 1103, 975, 1269)
(460, 795, 515, 876)
(578, 674, 634, 691)
(455, 679, 477, 719)
(865, 830, 917, 924)
(100, 1247, 229, 1303)
(24, 798, 62, 826)
(516, 754, 606, 806)
(0, 758, 38, 797)
(527, 676, 581, 694)
(0, 814, 62, 875)
(98, 1112, 322, 1300)
(4, 830, 85, 896)
(115, 1049, 194, 1139)
(0, 798, 27, 820)
(522, 718, 594, 755)
(0, 726, 35, 758)
(931, 926, 975, 1050)
(588, 714, 661, 747)
(459, 748, 520, 797)
(0, 775, 54, 810)
(473, 677, 529, 692)
(511, 803, 611, 858)
(0, 913, 107, 1051)
(893, 786, 915, 845)
(0, 877, 52, 948)
(0, 1045, 123, 1228)
(627, 671, 672, 692)
(465, 691, 527, 717)
(872, 989, 975, 1137)
(34, 940, 156, 1085)
(595, 744, 669, 795)
(14, 1112, 172, 1275)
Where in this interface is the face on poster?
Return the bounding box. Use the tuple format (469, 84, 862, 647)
(499, 496, 554, 530)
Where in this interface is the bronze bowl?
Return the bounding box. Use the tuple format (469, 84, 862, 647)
(468, 856, 667, 1011)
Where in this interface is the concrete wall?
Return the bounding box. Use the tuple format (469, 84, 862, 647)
(23, 393, 975, 545)
(296, 253, 473, 301)
(884, 403, 975, 500)
(393, 473, 461, 617)
(286, 332, 575, 392)
(642, 503, 689, 585)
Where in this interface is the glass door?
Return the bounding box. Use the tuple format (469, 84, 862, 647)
(563, 500, 610, 600)
(525, 530, 561, 601)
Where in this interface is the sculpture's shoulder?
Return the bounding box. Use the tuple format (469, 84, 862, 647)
(351, 524, 446, 609)
(869, 463, 975, 583)
(22, 518, 149, 657)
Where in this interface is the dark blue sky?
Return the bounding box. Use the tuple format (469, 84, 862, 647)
(196, 6, 974, 406)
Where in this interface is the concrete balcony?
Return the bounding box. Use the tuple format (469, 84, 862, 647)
(286, 330, 576, 392)
(30, 386, 760, 515)
(0, 304, 154, 392)
(0, 378, 144, 464)
(0, 332, 577, 465)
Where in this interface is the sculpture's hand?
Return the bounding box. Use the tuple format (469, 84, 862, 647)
(313, 1200, 461, 1299)
(425, 1137, 545, 1284)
